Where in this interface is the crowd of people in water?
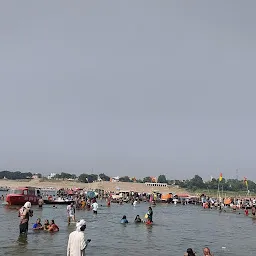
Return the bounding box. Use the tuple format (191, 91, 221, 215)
(120, 206, 153, 224)
(18, 201, 59, 234)
(13, 191, 256, 255)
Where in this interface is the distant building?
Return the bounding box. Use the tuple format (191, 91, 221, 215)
(47, 173, 56, 179)
(110, 176, 119, 182)
(145, 182, 168, 187)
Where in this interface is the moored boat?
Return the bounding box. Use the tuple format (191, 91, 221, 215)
(44, 197, 75, 205)
(6, 187, 40, 205)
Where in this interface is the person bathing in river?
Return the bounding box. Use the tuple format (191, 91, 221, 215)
(252, 206, 256, 216)
(18, 201, 33, 235)
(120, 215, 128, 223)
(48, 220, 59, 232)
(91, 200, 98, 214)
(203, 247, 213, 256)
(44, 219, 50, 230)
(146, 207, 153, 224)
(67, 202, 76, 224)
(184, 248, 196, 256)
(134, 215, 142, 223)
(32, 218, 43, 230)
(38, 196, 44, 208)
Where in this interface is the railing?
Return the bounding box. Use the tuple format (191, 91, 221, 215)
(145, 182, 168, 187)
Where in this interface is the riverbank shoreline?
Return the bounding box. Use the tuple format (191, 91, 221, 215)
(0, 179, 188, 194)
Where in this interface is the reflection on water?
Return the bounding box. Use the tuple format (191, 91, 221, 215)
(17, 234, 28, 245)
(0, 201, 256, 255)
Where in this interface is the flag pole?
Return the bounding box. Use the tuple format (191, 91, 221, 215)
(217, 180, 220, 203)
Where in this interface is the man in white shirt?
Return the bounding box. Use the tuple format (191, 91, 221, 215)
(91, 201, 98, 214)
(67, 219, 91, 256)
(67, 203, 76, 224)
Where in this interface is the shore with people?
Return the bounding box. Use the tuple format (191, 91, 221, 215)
(0, 179, 187, 194)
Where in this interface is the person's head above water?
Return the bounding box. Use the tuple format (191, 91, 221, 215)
(122, 215, 127, 219)
(186, 248, 196, 256)
(76, 219, 86, 231)
(44, 219, 49, 224)
(36, 218, 41, 224)
(203, 247, 212, 255)
(51, 220, 55, 224)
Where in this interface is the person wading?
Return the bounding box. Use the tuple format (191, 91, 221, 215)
(67, 202, 76, 224)
(67, 219, 91, 256)
(18, 201, 33, 235)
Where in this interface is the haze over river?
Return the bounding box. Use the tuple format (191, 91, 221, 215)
(0, 200, 255, 256)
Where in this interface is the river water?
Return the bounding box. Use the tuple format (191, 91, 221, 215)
(0, 200, 255, 256)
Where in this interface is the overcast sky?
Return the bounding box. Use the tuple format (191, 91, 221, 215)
(0, 1, 255, 180)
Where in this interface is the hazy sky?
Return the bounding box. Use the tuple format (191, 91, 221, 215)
(0, 1, 256, 180)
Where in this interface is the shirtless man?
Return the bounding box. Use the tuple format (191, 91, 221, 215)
(203, 247, 213, 256)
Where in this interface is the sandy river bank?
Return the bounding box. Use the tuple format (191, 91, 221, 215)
(0, 179, 188, 194)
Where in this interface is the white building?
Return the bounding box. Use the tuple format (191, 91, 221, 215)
(47, 173, 56, 179)
(145, 182, 168, 187)
(111, 176, 119, 182)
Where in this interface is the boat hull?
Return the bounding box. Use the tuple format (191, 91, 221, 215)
(44, 200, 75, 205)
(6, 194, 38, 205)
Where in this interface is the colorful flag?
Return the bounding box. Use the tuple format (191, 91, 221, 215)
(219, 173, 223, 182)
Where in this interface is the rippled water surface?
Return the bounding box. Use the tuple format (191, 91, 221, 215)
(0, 200, 256, 256)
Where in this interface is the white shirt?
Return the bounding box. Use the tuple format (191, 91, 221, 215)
(67, 205, 75, 216)
(92, 202, 98, 211)
(67, 230, 87, 256)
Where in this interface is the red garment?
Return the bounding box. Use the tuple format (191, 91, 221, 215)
(50, 224, 59, 232)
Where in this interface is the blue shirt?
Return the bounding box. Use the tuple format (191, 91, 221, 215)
(120, 219, 128, 224)
(33, 223, 42, 229)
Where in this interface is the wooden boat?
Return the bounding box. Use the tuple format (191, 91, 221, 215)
(6, 187, 40, 205)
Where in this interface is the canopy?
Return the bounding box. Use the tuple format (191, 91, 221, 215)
(87, 191, 96, 198)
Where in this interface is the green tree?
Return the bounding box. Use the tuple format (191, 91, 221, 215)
(87, 174, 98, 183)
(188, 175, 206, 190)
(119, 176, 131, 182)
(99, 173, 110, 181)
(143, 176, 152, 183)
(157, 174, 167, 183)
(78, 174, 88, 183)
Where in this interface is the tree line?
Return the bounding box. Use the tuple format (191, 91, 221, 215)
(174, 174, 255, 193)
(1, 171, 255, 192)
(0, 171, 33, 180)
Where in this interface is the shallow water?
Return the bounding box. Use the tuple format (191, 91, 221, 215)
(0, 200, 255, 256)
